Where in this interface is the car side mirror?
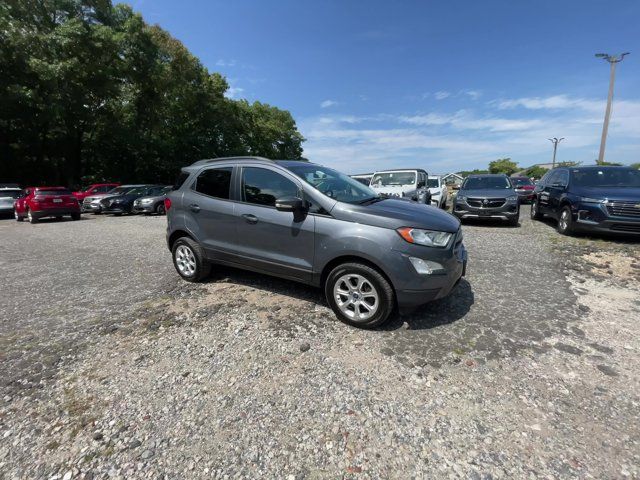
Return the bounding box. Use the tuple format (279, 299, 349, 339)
(275, 196, 304, 212)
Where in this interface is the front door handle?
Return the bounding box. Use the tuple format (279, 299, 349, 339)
(189, 204, 200, 213)
(241, 213, 258, 224)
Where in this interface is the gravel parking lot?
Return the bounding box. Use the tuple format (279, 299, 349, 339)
(1, 209, 639, 479)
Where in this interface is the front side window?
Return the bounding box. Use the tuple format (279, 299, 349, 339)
(242, 167, 298, 207)
(194, 167, 232, 199)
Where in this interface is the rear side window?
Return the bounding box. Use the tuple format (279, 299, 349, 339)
(242, 167, 299, 207)
(194, 167, 232, 199)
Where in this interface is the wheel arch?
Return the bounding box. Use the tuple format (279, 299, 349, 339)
(319, 255, 395, 294)
(168, 229, 195, 250)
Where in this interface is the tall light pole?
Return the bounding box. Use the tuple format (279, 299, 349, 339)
(595, 52, 629, 164)
(549, 137, 564, 168)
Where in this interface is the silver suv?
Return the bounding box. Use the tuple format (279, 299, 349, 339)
(166, 157, 467, 328)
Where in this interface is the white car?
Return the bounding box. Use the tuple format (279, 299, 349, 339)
(427, 175, 448, 209)
(0, 185, 22, 215)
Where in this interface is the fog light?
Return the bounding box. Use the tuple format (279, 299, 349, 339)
(408, 257, 443, 275)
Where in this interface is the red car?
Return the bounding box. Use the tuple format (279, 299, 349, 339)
(14, 186, 81, 223)
(73, 183, 120, 202)
(511, 176, 536, 203)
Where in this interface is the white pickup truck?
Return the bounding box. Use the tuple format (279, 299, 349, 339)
(369, 169, 432, 204)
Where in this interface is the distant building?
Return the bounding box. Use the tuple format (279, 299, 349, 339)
(441, 173, 464, 186)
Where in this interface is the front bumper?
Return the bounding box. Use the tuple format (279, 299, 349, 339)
(31, 208, 80, 219)
(394, 236, 468, 313)
(102, 206, 127, 214)
(572, 203, 640, 236)
(132, 204, 155, 213)
(454, 201, 519, 220)
(82, 203, 102, 213)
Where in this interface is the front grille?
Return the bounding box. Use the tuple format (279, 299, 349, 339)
(466, 197, 506, 208)
(606, 201, 640, 218)
(610, 223, 640, 233)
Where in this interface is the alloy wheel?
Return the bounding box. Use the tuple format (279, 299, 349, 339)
(175, 245, 197, 276)
(333, 273, 379, 321)
(559, 210, 569, 231)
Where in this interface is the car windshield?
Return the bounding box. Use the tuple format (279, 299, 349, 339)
(571, 168, 640, 188)
(512, 177, 533, 186)
(371, 171, 416, 186)
(36, 189, 72, 196)
(463, 177, 512, 190)
(427, 178, 440, 188)
(0, 189, 22, 199)
(286, 165, 376, 204)
(161, 186, 173, 193)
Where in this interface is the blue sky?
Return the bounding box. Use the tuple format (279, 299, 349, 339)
(129, 0, 640, 174)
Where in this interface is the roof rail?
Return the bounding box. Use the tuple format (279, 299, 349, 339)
(190, 156, 274, 167)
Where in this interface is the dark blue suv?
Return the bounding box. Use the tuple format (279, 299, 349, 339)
(530, 166, 640, 236)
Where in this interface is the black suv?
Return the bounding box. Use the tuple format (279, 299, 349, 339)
(531, 166, 640, 236)
(453, 174, 520, 226)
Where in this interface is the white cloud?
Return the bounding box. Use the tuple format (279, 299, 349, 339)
(215, 59, 237, 67)
(298, 94, 640, 173)
(463, 90, 482, 100)
(225, 86, 244, 99)
(320, 100, 339, 108)
(434, 91, 451, 100)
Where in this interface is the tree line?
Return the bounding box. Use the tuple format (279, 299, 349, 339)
(0, 0, 305, 187)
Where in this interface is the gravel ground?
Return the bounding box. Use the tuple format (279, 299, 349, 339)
(1, 208, 639, 479)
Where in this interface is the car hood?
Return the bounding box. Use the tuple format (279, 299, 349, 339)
(458, 188, 515, 198)
(102, 194, 138, 202)
(572, 186, 640, 201)
(429, 187, 443, 195)
(136, 194, 164, 202)
(332, 198, 460, 233)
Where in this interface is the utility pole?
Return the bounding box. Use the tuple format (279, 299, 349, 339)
(595, 52, 629, 164)
(549, 137, 564, 168)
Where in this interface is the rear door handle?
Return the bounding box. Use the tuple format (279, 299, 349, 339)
(241, 213, 258, 224)
(189, 204, 200, 213)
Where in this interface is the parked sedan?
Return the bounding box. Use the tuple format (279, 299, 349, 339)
(73, 183, 120, 202)
(453, 174, 520, 226)
(132, 186, 173, 215)
(0, 185, 22, 216)
(101, 185, 165, 215)
(531, 166, 640, 236)
(82, 184, 146, 213)
(14, 187, 81, 223)
(511, 176, 535, 203)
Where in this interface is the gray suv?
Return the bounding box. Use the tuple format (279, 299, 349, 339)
(166, 157, 467, 328)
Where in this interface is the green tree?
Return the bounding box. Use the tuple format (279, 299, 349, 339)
(457, 169, 489, 177)
(630, 162, 640, 170)
(488, 158, 519, 175)
(0, 0, 305, 186)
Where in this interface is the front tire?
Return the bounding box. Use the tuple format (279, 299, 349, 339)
(325, 263, 395, 329)
(557, 206, 574, 236)
(530, 200, 543, 220)
(172, 237, 211, 282)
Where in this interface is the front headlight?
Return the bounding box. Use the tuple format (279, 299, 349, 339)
(579, 197, 606, 204)
(397, 227, 453, 247)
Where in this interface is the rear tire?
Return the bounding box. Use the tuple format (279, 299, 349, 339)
(557, 206, 574, 236)
(172, 237, 211, 282)
(71, 213, 81, 221)
(156, 202, 166, 215)
(15, 211, 23, 222)
(325, 262, 395, 329)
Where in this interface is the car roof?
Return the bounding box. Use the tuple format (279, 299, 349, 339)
(466, 174, 508, 178)
(373, 168, 428, 174)
(0, 186, 21, 190)
(565, 165, 634, 171)
(34, 186, 68, 190)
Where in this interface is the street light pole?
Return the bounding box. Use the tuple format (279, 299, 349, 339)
(595, 52, 629, 164)
(549, 137, 564, 168)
